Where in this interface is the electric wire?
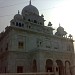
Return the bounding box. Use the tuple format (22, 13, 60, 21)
(0, 0, 58, 18)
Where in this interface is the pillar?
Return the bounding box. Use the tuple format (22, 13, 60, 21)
(53, 61, 59, 75)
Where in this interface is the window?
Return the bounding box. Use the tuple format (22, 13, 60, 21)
(37, 40, 42, 47)
(34, 20, 37, 23)
(16, 22, 18, 26)
(32, 59, 37, 72)
(6, 43, 8, 51)
(28, 19, 30, 21)
(22, 24, 24, 27)
(19, 23, 21, 27)
(18, 41, 24, 48)
(17, 66, 23, 73)
(46, 59, 53, 72)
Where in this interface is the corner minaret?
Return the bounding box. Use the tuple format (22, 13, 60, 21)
(18, 10, 20, 14)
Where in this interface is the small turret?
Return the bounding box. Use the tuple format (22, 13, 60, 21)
(55, 24, 67, 37)
(41, 14, 44, 18)
(14, 10, 22, 20)
(48, 22, 52, 26)
(68, 34, 73, 39)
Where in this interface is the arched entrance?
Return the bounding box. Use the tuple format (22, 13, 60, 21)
(46, 59, 53, 72)
(56, 60, 64, 75)
(65, 61, 71, 75)
(32, 59, 37, 72)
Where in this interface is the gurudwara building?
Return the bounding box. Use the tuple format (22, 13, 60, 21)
(0, 0, 74, 75)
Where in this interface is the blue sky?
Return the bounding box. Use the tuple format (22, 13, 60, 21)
(0, 0, 75, 40)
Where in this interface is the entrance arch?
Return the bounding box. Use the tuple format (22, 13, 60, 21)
(56, 60, 64, 75)
(65, 60, 71, 75)
(32, 59, 37, 72)
(46, 59, 53, 72)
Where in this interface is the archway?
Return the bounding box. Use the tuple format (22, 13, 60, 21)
(46, 59, 53, 72)
(65, 61, 71, 75)
(56, 60, 64, 75)
(32, 59, 37, 72)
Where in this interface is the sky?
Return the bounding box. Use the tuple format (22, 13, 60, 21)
(0, 0, 75, 40)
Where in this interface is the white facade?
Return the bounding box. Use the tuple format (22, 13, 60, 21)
(0, 1, 74, 75)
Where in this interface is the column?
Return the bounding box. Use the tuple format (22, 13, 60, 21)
(53, 61, 59, 75)
(62, 62, 65, 75)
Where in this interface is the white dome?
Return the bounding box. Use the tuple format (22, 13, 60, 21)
(22, 3, 39, 16)
(56, 25, 67, 36)
(57, 26, 64, 32)
(14, 11, 22, 20)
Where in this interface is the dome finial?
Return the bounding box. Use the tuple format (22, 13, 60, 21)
(18, 10, 20, 14)
(59, 23, 60, 27)
(29, 0, 31, 5)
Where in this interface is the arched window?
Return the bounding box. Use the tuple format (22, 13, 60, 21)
(32, 59, 37, 72)
(65, 61, 70, 66)
(56, 60, 64, 75)
(22, 24, 24, 27)
(65, 60, 71, 75)
(46, 59, 53, 72)
(28, 19, 30, 21)
(16, 22, 18, 26)
(34, 20, 37, 23)
(19, 23, 21, 27)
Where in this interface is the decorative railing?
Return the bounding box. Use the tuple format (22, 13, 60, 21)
(0, 72, 54, 75)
